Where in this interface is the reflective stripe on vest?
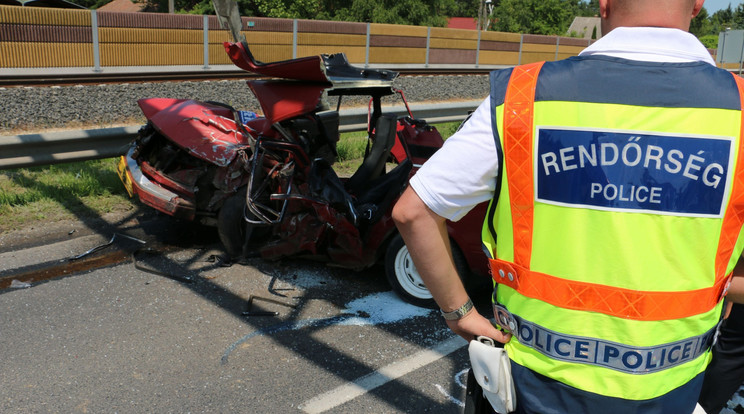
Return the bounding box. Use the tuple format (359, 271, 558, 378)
(490, 63, 744, 322)
(494, 303, 716, 374)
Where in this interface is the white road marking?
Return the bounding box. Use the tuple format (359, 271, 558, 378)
(299, 335, 467, 413)
(434, 368, 469, 408)
(435, 384, 465, 408)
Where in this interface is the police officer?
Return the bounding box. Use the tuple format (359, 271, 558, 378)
(392, 0, 744, 413)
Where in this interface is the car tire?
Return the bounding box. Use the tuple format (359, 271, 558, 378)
(384, 233, 470, 308)
(217, 187, 256, 259)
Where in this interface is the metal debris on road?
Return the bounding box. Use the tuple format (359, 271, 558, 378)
(268, 274, 295, 297)
(206, 254, 235, 267)
(68, 233, 146, 261)
(243, 294, 297, 317)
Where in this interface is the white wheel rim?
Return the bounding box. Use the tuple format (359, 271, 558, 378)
(393, 244, 433, 300)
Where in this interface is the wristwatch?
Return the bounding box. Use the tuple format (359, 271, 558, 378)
(440, 298, 474, 320)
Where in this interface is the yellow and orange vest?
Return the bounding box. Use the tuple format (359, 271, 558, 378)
(482, 59, 744, 404)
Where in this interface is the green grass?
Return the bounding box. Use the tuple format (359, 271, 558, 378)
(336, 130, 370, 162)
(335, 121, 461, 161)
(434, 121, 461, 139)
(0, 121, 462, 232)
(333, 121, 460, 176)
(0, 159, 136, 232)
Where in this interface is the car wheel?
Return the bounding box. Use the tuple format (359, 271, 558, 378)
(384, 233, 471, 308)
(217, 187, 257, 259)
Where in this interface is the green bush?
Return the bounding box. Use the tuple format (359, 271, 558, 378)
(699, 34, 719, 50)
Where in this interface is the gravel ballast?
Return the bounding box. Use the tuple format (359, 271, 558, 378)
(0, 75, 490, 133)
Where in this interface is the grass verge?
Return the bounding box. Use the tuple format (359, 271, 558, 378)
(0, 159, 137, 233)
(0, 121, 461, 233)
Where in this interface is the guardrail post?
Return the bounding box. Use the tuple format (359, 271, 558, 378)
(292, 19, 298, 59)
(425, 27, 431, 68)
(365, 22, 370, 68)
(91, 10, 101, 73)
(203, 15, 210, 69)
(475, 29, 481, 69)
(518, 33, 524, 65)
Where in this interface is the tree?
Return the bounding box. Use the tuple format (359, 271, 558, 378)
(711, 5, 735, 33)
(243, 0, 326, 19)
(491, 0, 580, 35)
(576, 0, 598, 17)
(79, 0, 477, 26)
(734, 4, 744, 30)
(690, 6, 712, 38)
(330, 0, 462, 26)
(450, 0, 479, 18)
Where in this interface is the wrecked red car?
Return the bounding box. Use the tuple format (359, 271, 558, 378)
(117, 6, 488, 306)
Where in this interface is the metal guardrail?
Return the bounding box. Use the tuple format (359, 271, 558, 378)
(0, 100, 482, 170)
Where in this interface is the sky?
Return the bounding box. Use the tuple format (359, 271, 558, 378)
(704, 0, 744, 13)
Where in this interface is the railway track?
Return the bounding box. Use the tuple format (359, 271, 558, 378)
(0, 67, 495, 87)
(0, 70, 259, 87)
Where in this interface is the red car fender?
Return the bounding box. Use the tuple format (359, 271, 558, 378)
(446, 202, 490, 278)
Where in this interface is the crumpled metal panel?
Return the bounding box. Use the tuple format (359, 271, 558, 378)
(259, 201, 365, 267)
(139, 98, 253, 167)
(223, 41, 398, 89)
(247, 80, 327, 124)
(224, 41, 330, 83)
(121, 149, 196, 221)
(206, 155, 250, 211)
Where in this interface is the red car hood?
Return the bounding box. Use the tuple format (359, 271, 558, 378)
(138, 98, 254, 167)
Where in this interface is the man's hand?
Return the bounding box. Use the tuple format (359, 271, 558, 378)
(446, 308, 512, 344)
(393, 187, 510, 343)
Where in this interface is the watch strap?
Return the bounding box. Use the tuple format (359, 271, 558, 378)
(440, 298, 474, 320)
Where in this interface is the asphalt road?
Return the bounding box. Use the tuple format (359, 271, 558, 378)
(2, 210, 744, 414)
(0, 211, 487, 413)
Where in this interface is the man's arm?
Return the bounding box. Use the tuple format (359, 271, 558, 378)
(392, 186, 510, 343)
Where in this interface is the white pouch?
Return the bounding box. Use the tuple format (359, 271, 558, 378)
(468, 336, 516, 414)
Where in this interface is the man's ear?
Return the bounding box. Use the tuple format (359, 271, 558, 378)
(692, 0, 705, 18)
(599, 0, 610, 19)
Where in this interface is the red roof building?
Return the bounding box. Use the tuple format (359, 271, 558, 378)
(447, 17, 477, 30)
(97, 0, 147, 12)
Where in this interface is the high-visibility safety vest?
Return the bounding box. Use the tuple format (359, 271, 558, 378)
(481, 56, 744, 412)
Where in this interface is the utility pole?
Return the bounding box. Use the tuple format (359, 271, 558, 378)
(478, 0, 494, 32)
(484, 0, 493, 30)
(477, 0, 484, 32)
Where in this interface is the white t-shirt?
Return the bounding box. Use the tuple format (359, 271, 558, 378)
(409, 27, 717, 221)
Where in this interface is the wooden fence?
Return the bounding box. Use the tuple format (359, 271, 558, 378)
(0, 5, 594, 71)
